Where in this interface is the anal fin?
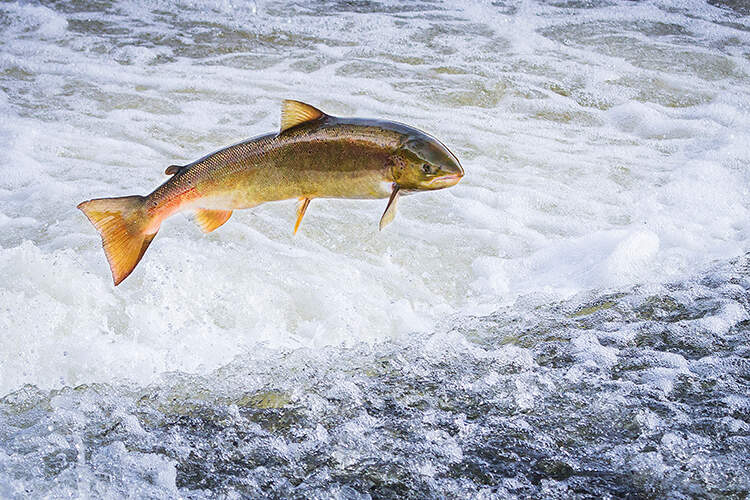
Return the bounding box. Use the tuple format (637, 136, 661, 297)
(195, 209, 232, 233)
(294, 197, 311, 234)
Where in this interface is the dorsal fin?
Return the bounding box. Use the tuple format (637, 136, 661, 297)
(280, 100, 325, 133)
(165, 165, 185, 176)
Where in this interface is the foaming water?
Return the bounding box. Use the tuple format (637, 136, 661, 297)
(1, 0, 749, 496)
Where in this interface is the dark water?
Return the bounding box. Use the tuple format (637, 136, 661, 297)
(2, 254, 749, 498)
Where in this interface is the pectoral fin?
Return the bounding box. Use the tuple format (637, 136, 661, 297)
(194, 209, 232, 233)
(294, 197, 311, 234)
(379, 184, 400, 231)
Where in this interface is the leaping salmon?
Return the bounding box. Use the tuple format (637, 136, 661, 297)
(77, 100, 464, 285)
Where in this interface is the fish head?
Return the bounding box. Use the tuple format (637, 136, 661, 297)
(390, 133, 464, 190)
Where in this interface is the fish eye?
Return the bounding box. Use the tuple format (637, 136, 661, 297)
(422, 163, 432, 174)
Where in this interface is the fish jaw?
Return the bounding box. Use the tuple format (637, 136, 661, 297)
(426, 172, 463, 189)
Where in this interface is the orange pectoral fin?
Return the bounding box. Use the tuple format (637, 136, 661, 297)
(294, 197, 311, 235)
(194, 209, 232, 233)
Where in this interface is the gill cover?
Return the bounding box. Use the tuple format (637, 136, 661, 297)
(391, 134, 463, 190)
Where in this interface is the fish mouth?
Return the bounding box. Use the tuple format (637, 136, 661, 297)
(428, 173, 463, 187)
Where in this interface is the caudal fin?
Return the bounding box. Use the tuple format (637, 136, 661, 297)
(77, 195, 157, 286)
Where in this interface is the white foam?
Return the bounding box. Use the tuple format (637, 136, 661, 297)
(0, 0, 748, 394)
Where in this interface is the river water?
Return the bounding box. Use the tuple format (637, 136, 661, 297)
(1, 0, 749, 497)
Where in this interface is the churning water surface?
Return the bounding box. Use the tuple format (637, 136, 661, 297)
(1, 0, 749, 498)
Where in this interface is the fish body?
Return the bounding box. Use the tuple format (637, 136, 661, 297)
(78, 101, 464, 285)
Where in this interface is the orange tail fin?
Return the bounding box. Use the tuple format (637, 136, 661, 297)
(77, 196, 157, 286)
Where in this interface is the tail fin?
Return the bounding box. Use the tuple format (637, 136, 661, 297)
(77, 196, 157, 286)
